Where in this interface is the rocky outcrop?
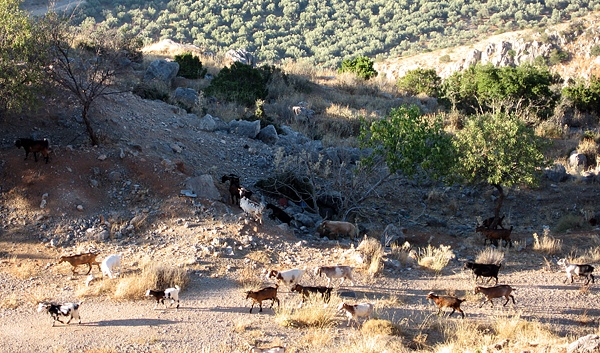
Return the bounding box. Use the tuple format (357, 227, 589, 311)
(144, 60, 180, 84)
(225, 48, 254, 66)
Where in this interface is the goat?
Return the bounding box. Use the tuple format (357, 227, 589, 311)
(291, 284, 332, 304)
(316, 220, 357, 239)
(426, 292, 466, 318)
(248, 345, 286, 353)
(474, 285, 515, 308)
(266, 268, 305, 287)
(464, 261, 501, 285)
(15, 138, 50, 163)
(221, 174, 241, 205)
(337, 302, 374, 327)
(240, 188, 264, 224)
(476, 226, 514, 248)
(246, 285, 279, 313)
(557, 258, 595, 285)
(480, 215, 505, 230)
(145, 286, 181, 310)
(58, 252, 101, 275)
(101, 254, 122, 279)
(37, 302, 81, 326)
(266, 203, 294, 225)
(315, 266, 355, 286)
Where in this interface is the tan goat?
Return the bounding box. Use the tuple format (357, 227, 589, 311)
(58, 252, 101, 275)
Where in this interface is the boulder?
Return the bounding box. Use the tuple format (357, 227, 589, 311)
(381, 224, 406, 246)
(544, 163, 568, 182)
(229, 120, 261, 139)
(225, 48, 254, 66)
(569, 152, 587, 169)
(257, 125, 279, 144)
(173, 87, 199, 107)
(185, 175, 220, 200)
(198, 114, 217, 132)
(568, 334, 600, 353)
(144, 60, 179, 84)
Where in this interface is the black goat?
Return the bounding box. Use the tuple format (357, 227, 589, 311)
(15, 138, 50, 163)
(221, 174, 241, 205)
(291, 284, 332, 304)
(37, 302, 81, 326)
(464, 261, 501, 285)
(480, 215, 505, 230)
(266, 203, 294, 225)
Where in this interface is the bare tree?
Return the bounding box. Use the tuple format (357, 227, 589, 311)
(45, 15, 141, 145)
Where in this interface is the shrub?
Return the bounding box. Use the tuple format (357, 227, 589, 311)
(357, 236, 384, 276)
(396, 68, 441, 97)
(362, 319, 402, 336)
(174, 52, 207, 79)
(549, 49, 569, 65)
(554, 213, 586, 233)
(577, 138, 599, 167)
(439, 54, 451, 63)
(204, 62, 275, 107)
(338, 56, 378, 80)
(591, 45, 600, 57)
(563, 76, 600, 113)
(275, 294, 339, 329)
(132, 82, 170, 102)
(475, 247, 504, 265)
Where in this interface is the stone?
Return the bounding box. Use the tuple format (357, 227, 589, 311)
(381, 224, 406, 246)
(185, 175, 221, 200)
(225, 48, 254, 66)
(173, 87, 199, 107)
(229, 120, 261, 139)
(568, 335, 600, 353)
(198, 114, 217, 132)
(144, 60, 179, 84)
(108, 171, 122, 181)
(569, 152, 587, 169)
(257, 125, 279, 144)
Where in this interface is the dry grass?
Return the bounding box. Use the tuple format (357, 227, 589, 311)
(417, 245, 455, 273)
(475, 247, 505, 265)
(0, 293, 22, 309)
(236, 266, 263, 292)
(389, 241, 414, 265)
(275, 294, 340, 329)
(7, 258, 41, 279)
(577, 138, 600, 168)
(357, 236, 384, 276)
(246, 250, 276, 265)
(533, 228, 563, 255)
(361, 319, 403, 336)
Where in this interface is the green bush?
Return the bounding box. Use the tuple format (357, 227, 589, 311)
(338, 56, 378, 80)
(396, 68, 441, 97)
(439, 54, 451, 63)
(174, 52, 207, 79)
(590, 45, 600, 56)
(563, 76, 600, 113)
(549, 49, 569, 65)
(204, 62, 275, 107)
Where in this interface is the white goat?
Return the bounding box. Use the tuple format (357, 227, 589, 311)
(338, 302, 374, 327)
(145, 285, 181, 310)
(101, 254, 122, 279)
(248, 344, 286, 353)
(266, 268, 305, 287)
(315, 266, 355, 286)
(239, 188, 264, 224)
(558, 258, 595, 285)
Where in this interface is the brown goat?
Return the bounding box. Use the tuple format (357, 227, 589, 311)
(15, 138, 50, 163)
(246, 285, 279, 313)
(474, 285, 515, 308)
(426, 292, 466, 318)
(480, 215, 505, 229)
(476, 226, 513, 248)
(58, 252, 101, 275)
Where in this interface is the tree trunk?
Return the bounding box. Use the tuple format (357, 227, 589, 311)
(81, 103, 98, 146)
(490, 183, 504, 229)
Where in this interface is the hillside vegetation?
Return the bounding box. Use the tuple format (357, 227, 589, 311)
(78, 0, 599, 66)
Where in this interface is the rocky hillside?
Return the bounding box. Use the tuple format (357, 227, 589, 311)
(375, 13, 600, 81)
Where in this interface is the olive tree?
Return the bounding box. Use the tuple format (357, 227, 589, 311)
(0, 0, 49, 117)
(452, 112, 549, 228)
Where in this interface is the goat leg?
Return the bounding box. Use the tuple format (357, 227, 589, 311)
(249, 302, 255, 313)
(86, 263, 92, 275)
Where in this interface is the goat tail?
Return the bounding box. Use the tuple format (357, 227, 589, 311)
(175, 285, 181, 291)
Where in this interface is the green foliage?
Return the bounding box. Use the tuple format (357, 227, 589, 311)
(360, 105, 456, 181)
(439, 54, 451, 63)
(441, 63, 559, 118)
(549, 49, 569, 65)
(174, 52, 207, 79)
(132, 82, 170, 102)
(338, 56, 378, 80)
(0, 0, 48, 115)
(452, 112, 549, 188)
(204, 62, 273, 107)
(563, 76, 600, 113)
(396, 68, 441, 97)
(590, 45, 600, 57)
